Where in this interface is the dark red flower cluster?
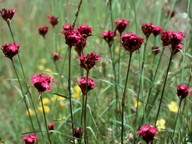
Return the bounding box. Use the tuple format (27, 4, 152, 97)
(48, 15, 59, 27)
(77, 76, 96, 94)
(73, 127, 84, 139)
(78, 52, 100, 71)
(141, 23, 162, 38)
(166, 9, 176, 18)
(61, 24, 92, 54)
(101, 30, 115, 47)
(22, 133, 37, 144)
(137, 124, 158, 143)
(38, 26, 49, 38)
(0, 8, 16, 21)
(114, 18, 129, 34)
(121, 32, 144, 53)
(48, 122, 55, 131)
(1, 42, 19, 60)
(177, 84, 191, 99)
(30, 74, 55, 93)
(52, 52, 62, 62)
(161, 31, 184, 54)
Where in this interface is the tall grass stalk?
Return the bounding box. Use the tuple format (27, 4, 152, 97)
(121, 52, 133, 144)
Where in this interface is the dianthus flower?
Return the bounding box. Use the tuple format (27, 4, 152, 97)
(114, 18, 129, 34)
(73, 127, 84, 139)
(141, 23, 154, 38)
(171, 31, 185, 46)
(77, 76, 96, 94)
(177, 84, 191, 99)
(121, 32, 144, 53)
(38, 26, 49, 38)
(48, 122, 55, 131)
(0, 8, 16, 21)
(75, 36, 87, 55)
(30, 74, 55, 93)
(22, 133, 37, 144)
(77, 24, 92, 38)
(48, 15, 59, 27)
(152, 25, 162, 36)
(52, 52, 62, 62)
(78, 52, 100, 71)
(166, 9, 176, 18)
(137, 124, 158, 143)
(62, 24, 73, 32)
(101, 30, 115, 47)
(1, 42, 19, 60)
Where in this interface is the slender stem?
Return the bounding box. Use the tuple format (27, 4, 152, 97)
(11, 60, 35, 133)
(109, 45, 119, 112)
(7, 21, 26, 79)
(109, 0, 113, 30)
(68, 47, 74, 138)
(117, 34, 122, 85)
(172, 98, 182, 137)
(84, 70, 89, 144)
(72, 0, 83, 28)
(40, 94, 52, 144)
(121, 52, 133, 144)
(154, 52, 173, 124)
(136, 37, 148, 123)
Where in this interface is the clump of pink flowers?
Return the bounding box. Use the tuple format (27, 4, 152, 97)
(77, 24, 92, 38)
(0, 8, 16, 21)
(177, 84, 191, 99)
(1, 42, 19, 60)
(30, 74, 55, 93)
(114, 18, 129, 34)
(77, 77, 96, 94)
(48, 122, 55, 131)
(137, 124, 158, 143)
(78, 52, 100, 71)
(121, 32, 144, 53)
(141, 23, 162, 38)
(38, 26, 49, 38)
(48, 15, 59, 27)
(22, 133, 37, 144)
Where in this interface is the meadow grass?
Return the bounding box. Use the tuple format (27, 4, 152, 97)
(0, 0, 192, 143)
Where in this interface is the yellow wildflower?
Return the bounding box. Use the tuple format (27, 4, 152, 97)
(25, 108, 35, 116)
(42, 97, 50, 105)
(156, 119, 166, 131)
(37, 65, 45, 71)
(132, 97, 141, 108)
(51, 95, 65, 101)
(40, 58, 47, 64)
(168, 101, 178, 113)
(72, 85, 81, 99)
(38, 105, 50, 113)
(45, 68, 52, 75)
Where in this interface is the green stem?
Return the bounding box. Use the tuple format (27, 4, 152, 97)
(154, 52, 173, 124)
(68, 47, 74, 139)
(109, 0, 113, 30)
(40, 94, 52, 144)
(121, 52, 133, 144)
(72, 0, 83, 28)
(11, 60, 35, 133)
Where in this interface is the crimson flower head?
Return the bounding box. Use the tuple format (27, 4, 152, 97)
(78, 53, 100, 71)
(171, 31, 184, 46)
(0, 8, 16, 21)
(52, 52, 62, 62)
(141, 23, 154, 38)
(48, 15, 59, 27)
(101, 30, 115, 47)
(77, 76, 96, 94)
(121, 32, 144, 53)
(177, 84, 191, 99)
(48, 122, 55, 131)
(61, 30, 82, 48)
(30, 74, 55, 93)
(114, 18, 129, 34)
(77, 24, 92, 38)
(166, 9, 176, 18)
(152, 25, 162, 36)
(62, 24, 73, 32)
(73, 127, 84, 139)
(152, 46, 160, 55)
(161, 31, 173, 46)
(38, 26, 49, 38)
(1, 42, 19, 60)
(137, 124, 158, 143)
(22, 133, 37, 144)
(75, 36, 87, 55)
